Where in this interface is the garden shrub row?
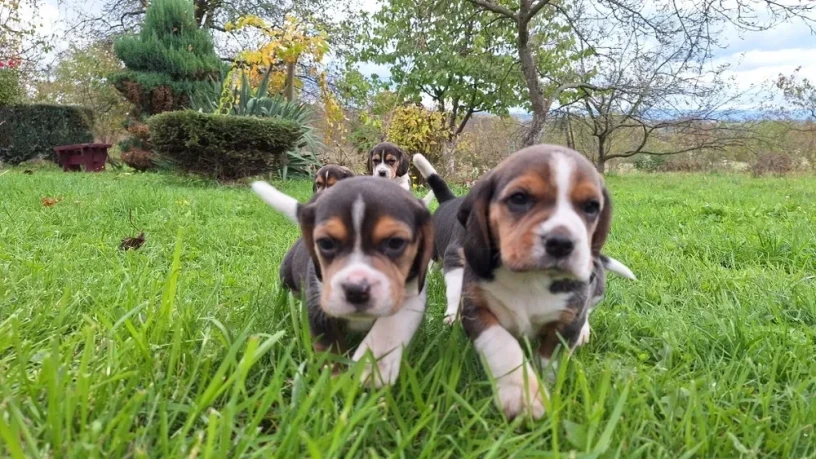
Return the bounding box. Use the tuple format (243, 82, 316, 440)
(148, 110, 303, 180)
(0, 105, 94, 165)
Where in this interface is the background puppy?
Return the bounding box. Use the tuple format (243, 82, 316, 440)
(367, 142, 411, 190)
(418, 146, 634, 419)
(313, 164, 355, 194)
(281, 164, 356, 294)
(252, 177, 434, 387)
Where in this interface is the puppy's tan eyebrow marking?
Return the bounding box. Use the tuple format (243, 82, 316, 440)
(570, 181, 599, 204)
(498, 172, 556, 201)
(372, 217, 413, 243)
(314, 217, 348, 241)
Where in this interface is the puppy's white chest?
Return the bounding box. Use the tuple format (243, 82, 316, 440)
(480, 268, 571, 338)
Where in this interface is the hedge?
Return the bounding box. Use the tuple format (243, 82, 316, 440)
(0, 105, 94, 165)
(147, 111, 303, 180)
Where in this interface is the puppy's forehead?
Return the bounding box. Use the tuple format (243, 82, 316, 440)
(373, 142, 402, 156)
(312, 177, 419, 227)
(493, 145, 601, 191)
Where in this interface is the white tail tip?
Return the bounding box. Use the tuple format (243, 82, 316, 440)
(251, 181, 299, 223)
(412, 154, 437, 179)
(604, 256, 637, 280)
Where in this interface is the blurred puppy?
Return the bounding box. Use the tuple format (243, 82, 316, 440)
(252, 177, 434, 387)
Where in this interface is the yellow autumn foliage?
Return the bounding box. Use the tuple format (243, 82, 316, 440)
(224, 15, 329, 94)
(387, 105, 450, 162)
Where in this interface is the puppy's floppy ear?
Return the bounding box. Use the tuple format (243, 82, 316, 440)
(340, 166, 355, 179)
(298, 203, 322, 281)
(408, 205, 434, 291)
(366, 148, 375, 175)
(395, 147, 409, 177)
(457, 174, 498, 279)
(312, 176, 319, 194)
(591, 186, 612, 256)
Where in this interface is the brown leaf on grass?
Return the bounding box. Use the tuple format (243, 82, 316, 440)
(41, 197, 63, 207)
(119, 209, 145, 250)
(23, 170, 33, 175)
(120, 232, 146, 251)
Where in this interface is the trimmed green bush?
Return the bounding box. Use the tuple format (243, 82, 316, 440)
(148, 111, 303, 180)
(0, 105, 94, 165)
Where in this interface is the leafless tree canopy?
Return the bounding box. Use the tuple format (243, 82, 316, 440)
(466, 0, 814, 148)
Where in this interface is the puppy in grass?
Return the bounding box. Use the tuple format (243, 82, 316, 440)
(252, 177, 434, 387)
(280, 164, 355, 294)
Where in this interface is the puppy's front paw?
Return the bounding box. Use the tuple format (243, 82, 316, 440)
(496, 373, 546, 420)
(576, 322, 591, 346)
(443, 313, 457, 326)
(359, 350, 401, 388)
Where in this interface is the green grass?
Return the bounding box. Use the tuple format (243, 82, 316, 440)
(1, 169, 815, 457)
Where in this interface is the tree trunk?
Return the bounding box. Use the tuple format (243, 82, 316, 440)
(596, 138, 606, 174)
(284, 60, 296, 101)
(517, 19, 547, 147)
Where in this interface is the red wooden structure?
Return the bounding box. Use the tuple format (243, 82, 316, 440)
(53, 144, 111, 172)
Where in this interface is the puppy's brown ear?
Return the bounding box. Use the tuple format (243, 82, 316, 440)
(366, 148, 375, 175)
(591, 187, 612, 256)
(408, 208, 434, 290)
(312, 177, 319, 194)
(396, 148, 409, 177)
(457, 175, 498, 279)
(298, 203, 322, 281)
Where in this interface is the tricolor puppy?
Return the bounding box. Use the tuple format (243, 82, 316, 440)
(313, 164, 355, 194)
(367, 142, 411, 190)
(252, 177, 434, 387)
(415, 145, 635, 419)
(280, 164, 356, 294)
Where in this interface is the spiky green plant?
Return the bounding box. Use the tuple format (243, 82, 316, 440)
(191, 66, 322, 178)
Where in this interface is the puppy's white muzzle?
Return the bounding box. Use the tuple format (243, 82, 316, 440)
(325, 261, 395, 318)
(373, 164, 392, 179)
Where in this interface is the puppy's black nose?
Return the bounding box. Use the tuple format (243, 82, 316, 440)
(343, 282, 371, 307)
(377, 170, 387, 177)
(545, 235, 574, 258)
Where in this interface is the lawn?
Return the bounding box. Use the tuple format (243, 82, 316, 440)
(1, 169, 815, 457)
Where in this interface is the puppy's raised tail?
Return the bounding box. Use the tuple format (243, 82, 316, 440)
(413, 154, 456, 204)
(251, 181, 300, 223)
(600, 255, 637, 280)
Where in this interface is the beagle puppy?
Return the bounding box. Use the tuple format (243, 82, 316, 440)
(280, 164, 356, 294)
(414, 146, 635, 419)
(313, 164, 355, 194)
(367, 142, 411, 190)
(252, 177, 434, 387)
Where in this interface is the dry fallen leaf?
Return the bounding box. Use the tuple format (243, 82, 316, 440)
(120, 232, 146, 251)
(41, 197, 62, 207)
(119, 209, 146, 251)
(23, 170, 33, 175)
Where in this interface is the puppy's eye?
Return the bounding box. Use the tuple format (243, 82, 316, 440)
(387, 159, 396, 164)
(316, 238, 337, 254)
(506, 192, 532, 212)
(583, 200, 601, 216)
(381, 237, 407, 256)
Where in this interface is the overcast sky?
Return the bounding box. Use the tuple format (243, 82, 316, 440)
(22, 0, 816, 103)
